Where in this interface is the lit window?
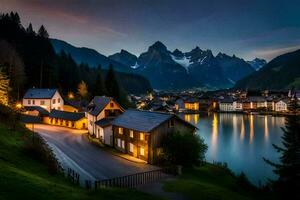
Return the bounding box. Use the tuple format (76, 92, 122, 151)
(129, 143, 134, 152)
(130, 130, 134, 138)
(140, 147, 145, 156)
(118, 127, 123, 135)
(122, 140, 125, 149)
(140, 133, 144, 141)
(40, 100, 45, 105)
(117, 138, 121, 147)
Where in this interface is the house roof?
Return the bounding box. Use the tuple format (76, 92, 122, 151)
(95, 118, 114, 128)
(112, 109, 196, 133)
(219, 97, 234, 103)
(49, 110, 85, 121)
(88, 96, 123, 116)
(24, 106, 49, 116)
(23, 88, 58, 99)
(20, 114, 42, 124)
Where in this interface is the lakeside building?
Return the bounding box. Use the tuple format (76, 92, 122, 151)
(112, 109, 197, 164)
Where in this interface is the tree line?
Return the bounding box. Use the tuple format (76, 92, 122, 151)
(0, 12, 134, 107)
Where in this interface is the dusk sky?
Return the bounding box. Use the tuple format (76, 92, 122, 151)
(1, 0, 300, 61)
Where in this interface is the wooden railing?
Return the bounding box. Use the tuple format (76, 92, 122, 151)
(93, 169, 168, 189)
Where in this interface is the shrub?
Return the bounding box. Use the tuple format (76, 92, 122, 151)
(162, 130, 207, 166)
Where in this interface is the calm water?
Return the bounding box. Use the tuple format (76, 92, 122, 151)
(183, 113, 285, 185)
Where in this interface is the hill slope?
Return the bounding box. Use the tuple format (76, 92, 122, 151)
(235, 49, 300, 90)
(0, 122, 157, 200)
(51, 39, 132, 72)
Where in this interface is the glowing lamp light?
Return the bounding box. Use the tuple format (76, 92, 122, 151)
(15, 103, 22, 109)
(68, 92, 74, 99)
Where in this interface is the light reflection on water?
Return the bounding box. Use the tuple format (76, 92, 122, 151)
(182, 113, 285, 185)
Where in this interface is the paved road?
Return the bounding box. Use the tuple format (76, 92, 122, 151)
(33, 124, 159, 183)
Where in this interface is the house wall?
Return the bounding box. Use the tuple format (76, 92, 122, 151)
(219, 103, 234, 111)
(275, 101, 287, 112)
(47, 117, 87, 129)
(95, 125, 113, 146)
(184, 102, 199, 110)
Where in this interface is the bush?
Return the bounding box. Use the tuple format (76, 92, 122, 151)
(162, 130, 207, 166)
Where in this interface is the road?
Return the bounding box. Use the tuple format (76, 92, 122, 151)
(33, 124, 159, 183)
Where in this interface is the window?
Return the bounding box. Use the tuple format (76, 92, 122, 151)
(118, 127, 123, 135)
(58, 98, 60, 103)
(28, 100, 31, 104)
(140, 147, 145, 156)
(40, 100, 45, 105)
(122, 140, 125, 149)
(110, 102, 114, 107)
(130, 130, 134, 138)
(140, 133, 144, 141)
(32, 100, 35, 105)
(117, 138, 121, 147)
(53, 99, 56, 104)
(129, 143, 134, 152)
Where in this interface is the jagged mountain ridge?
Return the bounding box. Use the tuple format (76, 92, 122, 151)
(110, 41, 255, 89)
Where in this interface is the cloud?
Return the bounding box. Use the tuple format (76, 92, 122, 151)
(252, 45, 300, 61)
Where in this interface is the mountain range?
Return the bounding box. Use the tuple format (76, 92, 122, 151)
(51, 39, 262, 90)
(235, 49, 300, 90)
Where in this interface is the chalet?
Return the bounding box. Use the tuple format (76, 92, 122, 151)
(87, 96, 124, 146)
(47, 110, 87, 129)
(23, 88, 64, 112)
(112, 109, 197, 164)
(275, 99, 288, 112)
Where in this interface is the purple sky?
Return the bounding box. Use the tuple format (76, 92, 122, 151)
(1, 0, 300, 61)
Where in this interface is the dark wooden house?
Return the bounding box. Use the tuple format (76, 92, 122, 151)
(112, 109, 197, 164)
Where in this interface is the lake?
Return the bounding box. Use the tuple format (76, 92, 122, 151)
(182, 113, 285, 185)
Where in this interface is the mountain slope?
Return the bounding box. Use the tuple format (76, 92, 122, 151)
(51, 39, 131, 72)
(108, 49, 137, 68)
(235, 49, 300, 89)
(247, 58, 267, 71)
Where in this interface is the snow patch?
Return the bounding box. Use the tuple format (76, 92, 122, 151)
(227, 78, 236, 84)
(171, 55, 191, 72)
(131, 62, 140, 69)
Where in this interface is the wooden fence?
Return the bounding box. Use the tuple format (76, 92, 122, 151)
(93, 169, 168, 189)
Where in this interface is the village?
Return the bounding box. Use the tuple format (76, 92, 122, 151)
(18, 88, 300, 166)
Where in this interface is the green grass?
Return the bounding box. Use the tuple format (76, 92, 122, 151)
(0, 123, 161, 200)
(163, 164, 274, 200)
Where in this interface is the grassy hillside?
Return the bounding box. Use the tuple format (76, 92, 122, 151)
(0, 123, 159, 200)
(163, 164, 275, 200)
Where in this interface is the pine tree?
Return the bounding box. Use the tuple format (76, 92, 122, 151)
(264, 99, 300, 198)
(38, 25, 49, 38)
(0, 69, 10, 106)
(105, 64, 120, 100)
(94, 65, 106, 96)
(26, 23, 35, 35)
(77, 80, 88, 100)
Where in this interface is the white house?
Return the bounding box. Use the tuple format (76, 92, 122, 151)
(219, 98, 235, 112)
(87, 96, 124, 146)
(275, 100, 288, 112)
(23, 88, 64, 112)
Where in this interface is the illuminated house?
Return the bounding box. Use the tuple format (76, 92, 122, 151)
(22, 88, 64, 112)
(87, 96, 124, 146)
(184, 98, 199, 111)
(112, 109, 197, 164)
(47, 109, 87, 129)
